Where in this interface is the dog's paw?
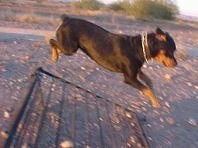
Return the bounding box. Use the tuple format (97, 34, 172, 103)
(141, 88, 161, 108)
(151, 100, 161, 108)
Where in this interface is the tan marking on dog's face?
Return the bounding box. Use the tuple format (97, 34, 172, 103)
(154, 49, 177, 67)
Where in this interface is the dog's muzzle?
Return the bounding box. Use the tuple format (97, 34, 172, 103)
(163, 57, 177, 67)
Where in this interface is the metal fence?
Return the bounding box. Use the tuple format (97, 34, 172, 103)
(5, 68, 149, 148)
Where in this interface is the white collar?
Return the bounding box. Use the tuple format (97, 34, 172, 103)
(141, 33, 150, 63)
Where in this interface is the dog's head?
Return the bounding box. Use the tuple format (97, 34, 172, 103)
(150, 28, 177, 67)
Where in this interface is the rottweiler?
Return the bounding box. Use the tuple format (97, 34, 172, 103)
(49, 14, 177, 108)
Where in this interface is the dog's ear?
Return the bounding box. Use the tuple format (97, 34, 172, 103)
(156, 27, 166, 41)
(156, 27, 164, 34)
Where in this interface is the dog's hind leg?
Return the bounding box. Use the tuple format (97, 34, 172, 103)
(49, 39, 62, 62)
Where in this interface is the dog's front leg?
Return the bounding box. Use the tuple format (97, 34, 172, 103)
(141, 87, 160, 108)
(124, 74, 160, 108)
(138, 70, 153, 89)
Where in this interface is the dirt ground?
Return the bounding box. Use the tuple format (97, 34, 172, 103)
(0, 1, 198, 148)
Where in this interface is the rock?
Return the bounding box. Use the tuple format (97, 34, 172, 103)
(129, 136, 136, 143)
(165, 117, 175, 125)
(4, 111, 10, 118)
(137, 143, 142, 148)
(159, 117, 164, 123)
(143, 65, 147, 68)
(1, 131, 8, 138)
(164, 74, 171, 80)
(147, 124, 151, 128)
(165, 101, 171, 108)
(148, 136, 152, 141)
(60, 140, 74, 148)
(194, 85, 198, 90)
(187, 118, 197, 126)
(22, 143, 28, 148)
(126, 112, 132, 118)
(186, 82, 192, 87)
(80, 66, 86, 70)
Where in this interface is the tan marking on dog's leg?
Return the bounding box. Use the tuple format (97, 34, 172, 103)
(51, 47, 59, 62)
(142, 88, 160, 108)
(57, 48, 62, 55)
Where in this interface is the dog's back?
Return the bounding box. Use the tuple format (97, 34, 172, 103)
(56, 15, 127, 72)
(59, 15, 112, 38)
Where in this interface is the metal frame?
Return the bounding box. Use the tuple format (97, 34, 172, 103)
(4, 67, 149, 148)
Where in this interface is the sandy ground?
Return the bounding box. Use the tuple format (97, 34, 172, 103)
(0, 1, 198, 148)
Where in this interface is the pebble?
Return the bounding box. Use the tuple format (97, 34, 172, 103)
(60, 140, 74, 148)
(4, 111, 10, 118)
(18, 79, 23, 82)
(131, 123, 135, 127)
(164, 74, 171, 80)
(129, 136, 136, 143)
(194, 85, 198, 89)
(142, 107, 147, 111)
(22, 143, 28, 148)
(80, 66, 86, 70)
(16, 86, 21, 90)
(137, 143, 142, 148)
(148, 66, 153, 70)
(143, 65, 147, 68)
(165, 117, 175, 125)
(99, 117, 103, 121)
(147, 124, 151, 128)
(1, 131, 8, 138)
(116, 30, 123, 34)
(126, 112, 132, 118)
(165, 101, 171, 108)
(159, 117, 164, 122)
(148, 136, 152, 141)
(186, 82, 192, 87)
(187, 118, 197, 126)
(20, 55, 30, 61)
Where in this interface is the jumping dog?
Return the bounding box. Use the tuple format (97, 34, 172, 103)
(49, 15, 177, 108)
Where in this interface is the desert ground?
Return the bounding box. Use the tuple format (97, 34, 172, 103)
(0, 0, 198, 148)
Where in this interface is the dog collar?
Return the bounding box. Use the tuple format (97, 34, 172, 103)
(141, 33, 150, 63)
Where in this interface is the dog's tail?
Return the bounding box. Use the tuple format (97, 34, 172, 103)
(61, 14, 70, 22)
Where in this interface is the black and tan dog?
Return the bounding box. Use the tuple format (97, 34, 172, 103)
(49, 15, 177, 108)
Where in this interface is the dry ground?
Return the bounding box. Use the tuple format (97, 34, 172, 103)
(0, 1, 198, 147)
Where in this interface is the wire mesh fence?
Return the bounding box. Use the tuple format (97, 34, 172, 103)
(5, 68, 149, 148)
